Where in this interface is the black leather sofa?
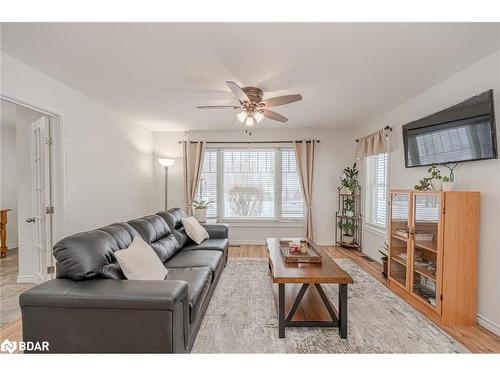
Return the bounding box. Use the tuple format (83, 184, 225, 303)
(19, 208, 229, 353)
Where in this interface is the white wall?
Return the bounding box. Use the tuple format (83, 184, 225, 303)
(1, 52, 155, 281)
(153, 128, 355, 245)
(353, 49, 500, 334)
(0, 101, 18, 248)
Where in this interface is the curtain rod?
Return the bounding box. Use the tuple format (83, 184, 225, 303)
(355, 126, 392, 143)
(178, 140, 320, 144)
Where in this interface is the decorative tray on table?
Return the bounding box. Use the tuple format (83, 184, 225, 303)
(279, 239, 322, 263)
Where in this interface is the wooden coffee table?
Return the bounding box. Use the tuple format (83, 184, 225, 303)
(266, 238, 353, 339)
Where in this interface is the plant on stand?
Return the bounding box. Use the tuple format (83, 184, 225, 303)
(338, 220, 358, 245)
(379, 242, 389, 279)
(344, 196, 355, 217)
(340, 162, 359, 194)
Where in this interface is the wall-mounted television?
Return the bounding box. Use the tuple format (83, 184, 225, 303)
(402, 90, 497, 168)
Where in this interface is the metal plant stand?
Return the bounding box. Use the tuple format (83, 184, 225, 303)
(335, 186, 362, 250)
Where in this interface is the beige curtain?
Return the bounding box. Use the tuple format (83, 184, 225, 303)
(355, 129, 388, 159)
(294, 140, 317, 240)
(182, 140, 206, 215)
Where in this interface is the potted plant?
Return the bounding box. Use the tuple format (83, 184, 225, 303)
(192, 200, 213, 223)
(379, 242, 389, 279)
(344, 196, 355, 217)
(340, 162, 359, 195)
(338, 220, 358, 245)
(414, 164, 444, 191)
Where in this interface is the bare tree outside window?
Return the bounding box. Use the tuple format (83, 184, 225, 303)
(227, 185, 265, 217)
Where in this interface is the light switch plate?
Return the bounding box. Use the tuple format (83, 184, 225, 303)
(68, 182, 79, 193)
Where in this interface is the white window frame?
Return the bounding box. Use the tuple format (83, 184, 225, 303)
(364, 152, 389, 233)
(198, 146, 305, 223)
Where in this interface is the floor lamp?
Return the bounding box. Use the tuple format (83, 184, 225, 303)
(158, 158, 175, 210)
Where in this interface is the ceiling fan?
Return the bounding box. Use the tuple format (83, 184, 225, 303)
(197, 81, 302, 127)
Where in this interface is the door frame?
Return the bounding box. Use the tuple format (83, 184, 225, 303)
(1, 94, 67, 282)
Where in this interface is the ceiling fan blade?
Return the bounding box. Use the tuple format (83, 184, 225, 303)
(262, 109, 288, 123)
(226, 81, 250, 103)
(197, 105, 241, 109)
(261, 94, 302, 108)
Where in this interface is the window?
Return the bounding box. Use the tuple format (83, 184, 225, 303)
(198, 149, 218, 217)
(195, 147, 304, 221)
(365, 153, 388, 229)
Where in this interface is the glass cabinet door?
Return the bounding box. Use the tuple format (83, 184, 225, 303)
(411, 193, 441, 310)
(389, 192, 411, 289)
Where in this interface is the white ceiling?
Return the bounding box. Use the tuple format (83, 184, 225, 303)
(2, 23, 500, 132)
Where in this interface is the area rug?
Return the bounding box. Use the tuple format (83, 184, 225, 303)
(192, 258, 467, 353)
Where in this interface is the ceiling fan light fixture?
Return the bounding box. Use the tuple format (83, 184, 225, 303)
(244, 115, 255, 127)
(236, 110, 247, 123)
(254, 110, 265, 123)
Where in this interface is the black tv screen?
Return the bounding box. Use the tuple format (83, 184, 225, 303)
(403, 90, 497, 168)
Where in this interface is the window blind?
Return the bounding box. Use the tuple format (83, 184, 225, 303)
(281, 149, 304, 219)
(365, 153, 388, 228)
(197, 148, 218, 217)
(223, 149, 275, 218)
(196, 147, 304, 220)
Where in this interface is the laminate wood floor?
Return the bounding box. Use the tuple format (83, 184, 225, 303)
(1, 245, 499, 353)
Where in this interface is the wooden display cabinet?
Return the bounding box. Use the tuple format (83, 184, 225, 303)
(388, 190, 480, 326)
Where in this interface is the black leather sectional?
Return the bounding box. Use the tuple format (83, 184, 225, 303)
(19, 208, 229, 353)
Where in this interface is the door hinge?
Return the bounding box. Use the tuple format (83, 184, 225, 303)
(46, 137, 53, 145)
(47, 265, 55, 274)
(45, 206, 54, 214)
(440, 294, 443, 301)
(442, 207, 446, 215)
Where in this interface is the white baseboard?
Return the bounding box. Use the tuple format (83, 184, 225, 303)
(477, 314, 500, 336)
(17, 275, 35, 284)
(7, 242, 18, 250)
(229, 240, 266, 246)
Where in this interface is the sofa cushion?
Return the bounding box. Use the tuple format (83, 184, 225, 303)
(54, 222, 138, 280)
(182, 238, 229, 253)
(157, 208, 191, 248)
(166, 267, 211, 323)
(164, 250, 223, 279)
(128, 215, 181, 263)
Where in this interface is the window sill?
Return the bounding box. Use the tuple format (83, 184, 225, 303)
(208, 218, 305, 228)
(364, 223, 387, 238)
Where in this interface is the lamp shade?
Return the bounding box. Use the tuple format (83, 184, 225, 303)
(158, 158, 175, 167)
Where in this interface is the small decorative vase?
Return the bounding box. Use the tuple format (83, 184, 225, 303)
(431, 180, 442, 191)
(194, 208, 208, 223)
(442, 181, 455, 191)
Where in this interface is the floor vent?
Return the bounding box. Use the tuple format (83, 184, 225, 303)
(361, 255, 375, 262)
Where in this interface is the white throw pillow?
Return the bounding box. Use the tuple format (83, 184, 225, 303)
(181, 216, 209, 245)
(115, 236, 168, 280)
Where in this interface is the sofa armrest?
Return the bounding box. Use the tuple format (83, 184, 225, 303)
(20, 278, 188, 310)
(20, 279, 190, 353)
(202, 223, 229, 239)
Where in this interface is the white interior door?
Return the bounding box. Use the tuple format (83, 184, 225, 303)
(29, 116, 52, 283)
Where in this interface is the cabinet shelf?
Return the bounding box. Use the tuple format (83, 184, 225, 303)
(414, 241, 437, 253)
(413, 265, 436, 281)
(391, 255, 407, 267)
